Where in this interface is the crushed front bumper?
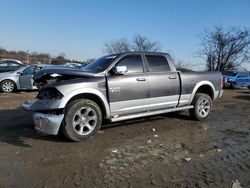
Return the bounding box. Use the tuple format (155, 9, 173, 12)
(21, 102, 64, 135)
(33, 113, 64, 135)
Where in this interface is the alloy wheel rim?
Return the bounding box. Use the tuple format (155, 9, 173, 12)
(72, 106, 97, 136)
(198, 98, 210, 117)
(2, 82, 14, 92)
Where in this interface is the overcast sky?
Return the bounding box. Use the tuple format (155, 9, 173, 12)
(0, 0, 250, 70)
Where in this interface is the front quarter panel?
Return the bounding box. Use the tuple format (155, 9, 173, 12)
(55, 78, 111, 118)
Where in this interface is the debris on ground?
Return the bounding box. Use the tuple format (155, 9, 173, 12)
(111, 149, 118, 153)
(152, 128, 156, 132)
(199, 154, 205, 158)
(147, 139, 152, 144)
(175, 143, 183, 149)
(208, 148, 223, 154)
(216, 148, 222, 152)
(153, 134, 159, 138)
(183, 157, 192, 162)
(231, 180, 242, 188)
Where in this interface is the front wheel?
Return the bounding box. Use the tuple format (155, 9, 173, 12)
(0, 80, 16, 93)
(189, 93, 212, 121)
(62, 99, 102, 141)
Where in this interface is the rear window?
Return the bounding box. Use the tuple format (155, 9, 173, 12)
(146, 55, 170, 72)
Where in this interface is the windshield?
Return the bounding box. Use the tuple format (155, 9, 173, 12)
(81, 55, 117, 73)
(222, 71, 238, 77)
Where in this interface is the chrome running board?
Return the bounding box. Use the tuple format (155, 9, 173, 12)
(110, 105, 194, 122)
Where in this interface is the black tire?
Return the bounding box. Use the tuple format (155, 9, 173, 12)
(231, 83, 236, 89)
(189, 93, 212, 121)
(0, 80, 16, 93)
(248, 86, 250, 90)
(62, 99, 102, 141)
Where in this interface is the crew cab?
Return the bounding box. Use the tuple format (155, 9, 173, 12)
(222, 69, 250, 89)
(21, 52, 223, 141)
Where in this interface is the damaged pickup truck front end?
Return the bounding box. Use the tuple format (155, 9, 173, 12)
(21, 67, 108, 135)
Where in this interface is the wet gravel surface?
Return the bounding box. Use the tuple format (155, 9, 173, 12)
(0, 89, 249, 188)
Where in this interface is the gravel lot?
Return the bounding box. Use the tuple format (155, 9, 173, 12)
(0, 89, 249, 188)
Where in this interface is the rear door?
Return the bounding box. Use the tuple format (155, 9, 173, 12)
(19, 65, 37, 89)
(107, 54, 149, 117)
(145, 54, 180, 111)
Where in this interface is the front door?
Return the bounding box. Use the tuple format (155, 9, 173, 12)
(107, 54, 149, 117)
(19, 65, 37, 89)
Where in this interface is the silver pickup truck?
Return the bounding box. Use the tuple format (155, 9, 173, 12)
(22, 52, 223, 141)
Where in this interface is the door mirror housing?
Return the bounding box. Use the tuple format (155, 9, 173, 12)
(17, 71, 23, 75)
(115, 66, 127, 75)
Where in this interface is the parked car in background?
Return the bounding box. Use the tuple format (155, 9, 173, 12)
(0, 59, 24, 73)
(0, 64, 46, 93)
(64, 63, 82, 69)
(222, 69, 250, 89)
(22, 52, 223, 141)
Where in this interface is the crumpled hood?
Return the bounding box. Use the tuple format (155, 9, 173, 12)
(34, 67, 96, 82)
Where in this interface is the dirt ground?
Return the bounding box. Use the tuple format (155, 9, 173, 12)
(0, 90, 249, 188)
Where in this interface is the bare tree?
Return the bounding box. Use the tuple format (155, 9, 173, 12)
(199, 25, 250, 71)
(103, 38, 131, 54)
(175, 59, 192, 72)
(103, 35, 161, 54)
(131, 34, 161, 52)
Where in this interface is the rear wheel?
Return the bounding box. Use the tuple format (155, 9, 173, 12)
(0, 80, 16, 93)
(62, 99, 102, 141)
(230, 83, 236, 89)
(189, 93, 212, 121)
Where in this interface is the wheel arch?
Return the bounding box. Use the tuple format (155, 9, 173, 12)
(58, 88, 111, 119)
(188, 81, 215, 104)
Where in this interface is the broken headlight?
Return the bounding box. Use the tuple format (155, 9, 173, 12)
(36, 88, 63, 100)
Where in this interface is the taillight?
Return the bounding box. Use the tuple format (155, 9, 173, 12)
(221, 76, 223, 88)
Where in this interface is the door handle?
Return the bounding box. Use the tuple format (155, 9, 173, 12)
(136, 77, 146, 81)
(169, 76, 177, 79)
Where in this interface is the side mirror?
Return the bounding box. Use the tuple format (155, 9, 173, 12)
(17, 71, 23, 75)
(115, 66, 127, 75)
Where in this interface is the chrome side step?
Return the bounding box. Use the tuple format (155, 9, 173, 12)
(110, 105, 194, 122)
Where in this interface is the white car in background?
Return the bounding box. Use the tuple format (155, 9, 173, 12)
(0, 64, 45, 93)
(0, 59, 24, 73)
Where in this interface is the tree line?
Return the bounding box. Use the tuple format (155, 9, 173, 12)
(0, 49, 83, 65)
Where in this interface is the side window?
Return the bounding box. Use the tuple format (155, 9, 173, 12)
(238, 72, 248, 77)
(146, 55, 170, 72)
(116, 55, 143, 73)
(22, 66, 36, 75)
(0, 62, 8, 67)
(8, 62, 20, 67)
